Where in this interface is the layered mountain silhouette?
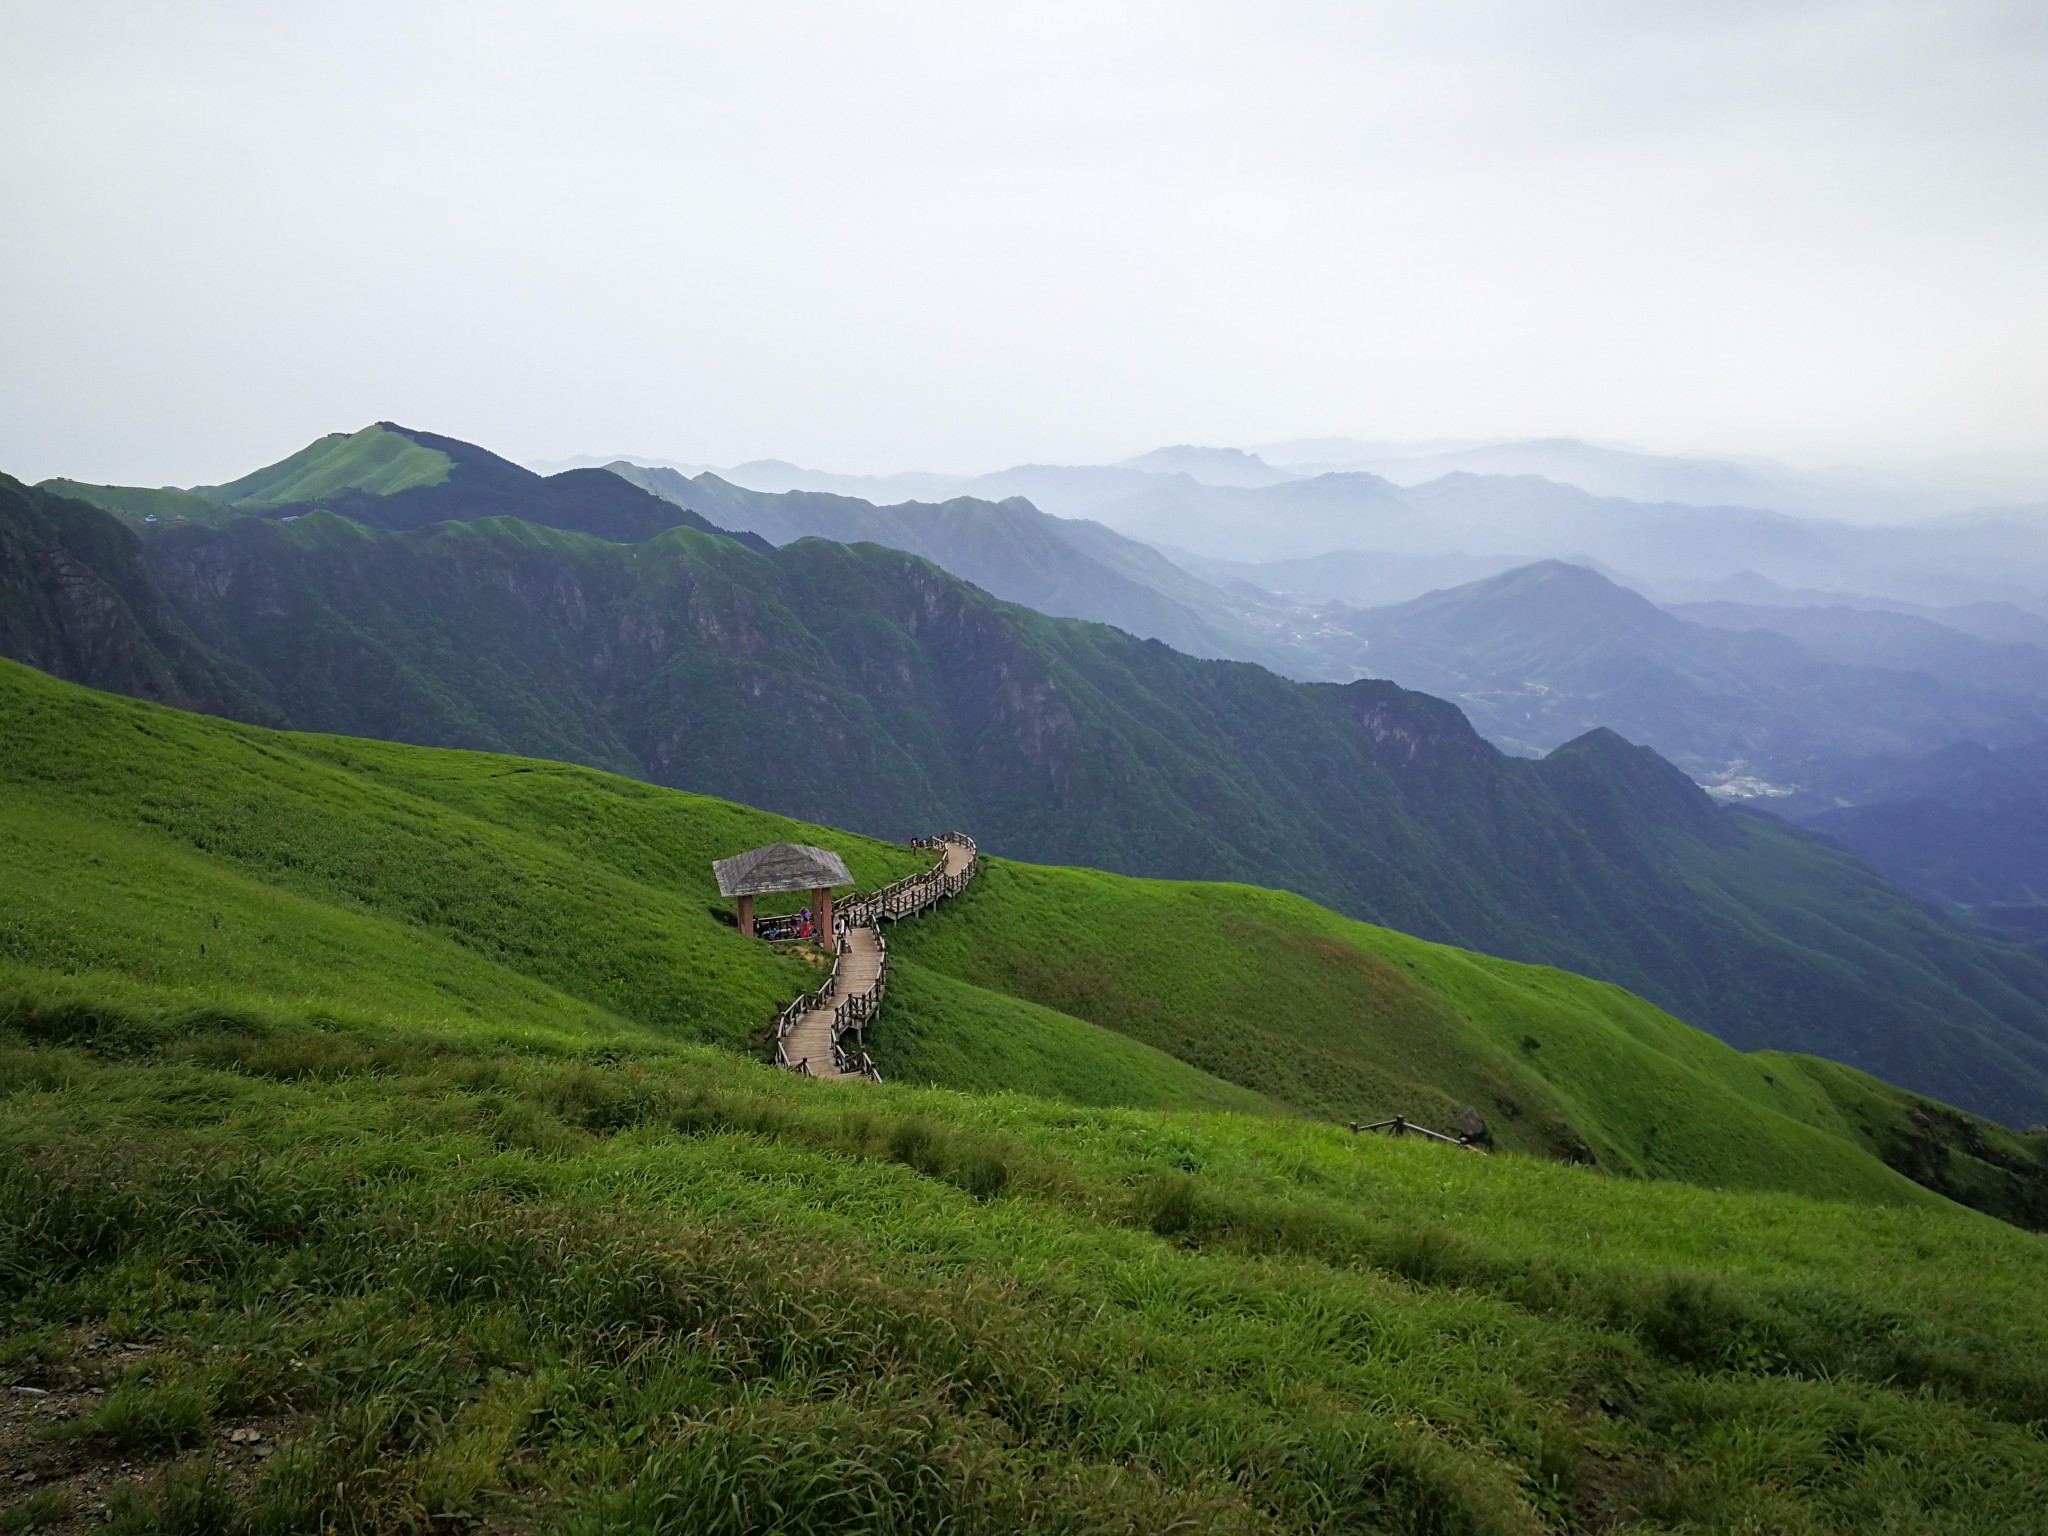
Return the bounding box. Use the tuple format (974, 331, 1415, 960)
(1336, 561, 2048, 779)
(1675, 600, 2048, 701)
(596, 439, 2048, 609)
(10, 456, 2048, 1125)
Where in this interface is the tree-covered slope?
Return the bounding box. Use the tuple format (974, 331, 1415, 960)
(0, 477, 268, 720)
(9, 479, 2048, 1125)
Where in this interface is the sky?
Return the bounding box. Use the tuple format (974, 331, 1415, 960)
(2, 0, 2045, 488)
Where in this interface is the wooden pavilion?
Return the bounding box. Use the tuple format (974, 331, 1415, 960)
(711, 842, 854, 940)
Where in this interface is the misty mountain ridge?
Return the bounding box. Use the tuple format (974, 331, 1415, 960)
(14, 466, 2048, 1128)
(603, 461, 1404, 685)
(35, 419, 2048, 933)
(571, 440, 2048, 613)
(45, 424, 2048, 788)
(1335, 559, 2048, 783)
(1114, 444, 1297, 487)
(1282, 436, 1950, 523)
(1780, 737, 2048, 916)
(1675, 600, 2048, 702)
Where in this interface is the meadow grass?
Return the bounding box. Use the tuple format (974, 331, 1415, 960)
(199, 424, 454, 507)
(6, 659, 2048, 1527)
(884, 857, 2048, 1210)
(6, 655, 2043, 1209)
(4, 997, 2047, 1532)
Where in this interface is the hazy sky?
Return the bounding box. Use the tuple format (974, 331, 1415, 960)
(3, 0, 2045, 486)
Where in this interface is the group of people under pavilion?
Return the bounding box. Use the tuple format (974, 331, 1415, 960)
(711, 841, 855, 943)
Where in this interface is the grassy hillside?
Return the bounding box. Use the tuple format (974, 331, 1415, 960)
(884, 857, 2048, 1222)
(0, 658, 1264, 1118)
(7, 947, 2048, 1529)
(32, 480, 233, 529)
(6, 654, 2045, 1220)
(197, 425, 757, 545)
(193, 423, 454, 506)
(10, 477, 2048, 1126)
(7, 665, 2048, 1527)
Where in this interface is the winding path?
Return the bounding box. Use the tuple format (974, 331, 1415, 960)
(769, 833, 977, 1082)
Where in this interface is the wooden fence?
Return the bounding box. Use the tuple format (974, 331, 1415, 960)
(768, 832, 978, 1082)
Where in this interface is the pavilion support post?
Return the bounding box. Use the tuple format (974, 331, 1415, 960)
(813, 885, 834, 942)
(736, 894, 755, 938)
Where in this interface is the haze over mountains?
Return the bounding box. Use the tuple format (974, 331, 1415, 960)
(17, 421, 2048, 1133)
(572, 436, 2048, 611)
(573, 438, 2048, 905)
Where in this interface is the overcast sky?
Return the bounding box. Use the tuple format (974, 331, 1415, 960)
(2, 0, 2044, 487)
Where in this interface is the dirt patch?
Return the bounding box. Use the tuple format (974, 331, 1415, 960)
(1, 1329, 284, 1531)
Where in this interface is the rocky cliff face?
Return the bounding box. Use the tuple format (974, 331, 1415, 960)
(0, 475, 266, 719)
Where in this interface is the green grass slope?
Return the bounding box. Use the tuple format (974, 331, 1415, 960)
(194, 423, 454, 507)
(7, 980, 2048, 1529)
(885, 856, 2048, 1221)
(0, 658, 1261, 1117)
(7, 664, 2048, 1526)
(32, 479, 233, 529)
(11, 477, 2048, 1126)
(6, 654, 2043, 1226)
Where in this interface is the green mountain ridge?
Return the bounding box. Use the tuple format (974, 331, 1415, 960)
(192, 422, 456, 506)
(609, 461, 1271, 667)
(3, 653, 2041, 1219)
(8, 471, 2048, 1126)
(36, 422, 772, 550)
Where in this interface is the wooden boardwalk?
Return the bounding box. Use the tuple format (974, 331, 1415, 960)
(779, 925, 883, 1080)
(768, 834, 977, 1083)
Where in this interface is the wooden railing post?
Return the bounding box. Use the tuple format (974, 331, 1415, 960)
(763, 832, 977, 1083)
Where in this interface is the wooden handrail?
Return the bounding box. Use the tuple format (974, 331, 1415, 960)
(1353, 1115, 1484, 1150)
(762, 832, 977, 1082)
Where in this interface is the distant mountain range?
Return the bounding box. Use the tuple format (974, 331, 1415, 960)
(12, 438, 2048, 1126)
(611, 460, 2048, 797)
(50, 421, 2048, 861)
(1258, 437, 1953, 522)
(1675, 601, 2048, 703)
(1771, 740, 2048, 915)
(554, 435, 2048, 522)
(566, 440, 2048, 612)
(48, 423, 2048, 801)
(1332, 561, 2048, 781)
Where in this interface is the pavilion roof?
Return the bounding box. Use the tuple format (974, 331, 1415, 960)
(711, 842, 855, 898)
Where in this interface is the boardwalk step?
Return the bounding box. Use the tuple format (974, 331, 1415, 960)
(768, 833, 977, 1084)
